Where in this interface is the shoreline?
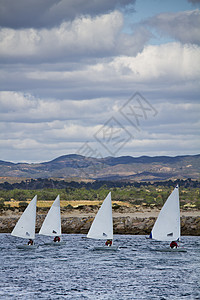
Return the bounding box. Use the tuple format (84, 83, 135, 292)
(1, 208, 199, 235)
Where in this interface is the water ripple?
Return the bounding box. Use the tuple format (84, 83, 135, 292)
(0, 234, 199, 299)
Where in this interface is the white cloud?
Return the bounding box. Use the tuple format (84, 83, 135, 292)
(0, 11, 148, 62)
(109, 43, 200, 82)
(0, 91, 116, 123)
(0, 3, 199, 163)
(1, 42, 198, 101)
(124, 136, 200, 157)
(0, 89, 199, 162)
(0, 91, 37, 112)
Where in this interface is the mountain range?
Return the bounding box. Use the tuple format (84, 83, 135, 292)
(0, 154, 199, 182)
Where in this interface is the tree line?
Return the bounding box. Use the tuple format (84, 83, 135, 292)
(0, 177, 199, 191)
(0, 178, 199, 209)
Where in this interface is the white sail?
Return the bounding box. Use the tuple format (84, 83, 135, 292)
(39, 195, 61, 237)
(11, 195, 37, 240)
(150, 185, 180, 241)
(87, 192, 113, 240)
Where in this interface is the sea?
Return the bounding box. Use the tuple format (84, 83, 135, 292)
(0, 234, 199, 300)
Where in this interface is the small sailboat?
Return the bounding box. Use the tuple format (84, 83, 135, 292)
(39, 195, 64, 246)
(87, 192, 118, 251)
(11, 195, 37, 249)
(149, 185, 186, 252)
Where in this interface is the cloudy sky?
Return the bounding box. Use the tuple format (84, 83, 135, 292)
(0, 0, 200, 163)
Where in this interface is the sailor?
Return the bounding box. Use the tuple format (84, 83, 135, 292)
(105, 239, 112, 247)
(170, 241, 178, 249)
(28, 239, 33, 245)
(54, 236, 60, 242)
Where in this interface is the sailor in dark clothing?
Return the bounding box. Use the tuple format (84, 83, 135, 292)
(28, 239, 33, 245)
(170, 241, 178, 248)
(54, 236, 60, 242)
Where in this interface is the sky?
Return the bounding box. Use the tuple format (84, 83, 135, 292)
(0, 0, 200, 163)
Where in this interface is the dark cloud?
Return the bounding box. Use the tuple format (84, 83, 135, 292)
(144, 9, 200, 45)
(188, 0, 200, 4)
(0, 0, 135, 29)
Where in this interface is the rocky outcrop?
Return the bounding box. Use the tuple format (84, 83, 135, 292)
(181, 216, 200, 235)
(1, 212, 199, 235)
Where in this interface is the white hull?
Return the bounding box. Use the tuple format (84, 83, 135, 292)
(17, 244, 38, 250)
(151, 247, 187, 253)
(92, 245, 119, 251)
(42, 241, 65, 246)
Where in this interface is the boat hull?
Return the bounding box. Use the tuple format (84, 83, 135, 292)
(92, 246, 119, 251)
(17, 244, 38, 250)
(42, 241, 65, 246)
(151, 247, 187, 253)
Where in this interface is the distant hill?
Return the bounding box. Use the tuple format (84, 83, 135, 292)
(0, 154, 199, 182)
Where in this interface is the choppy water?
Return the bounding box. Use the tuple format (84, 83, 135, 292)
(0, 234, 199, 299)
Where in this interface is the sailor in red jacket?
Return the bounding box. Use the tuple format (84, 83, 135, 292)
(170, 241, 178, 248)
(54, 236, 60, 242)
(105, 239, 112, 247)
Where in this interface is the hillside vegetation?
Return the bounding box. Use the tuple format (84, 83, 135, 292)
(0, 179, 199, 210)
(0, 154, 199, 181)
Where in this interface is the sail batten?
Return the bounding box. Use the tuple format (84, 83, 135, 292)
(11, 195, 37, 240)
(150, 185, 180, 241)
(39, 195, 61, 237)
(87, 192, 113, 240)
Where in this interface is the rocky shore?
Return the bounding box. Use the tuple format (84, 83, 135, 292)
(0, 207, 199, 235)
